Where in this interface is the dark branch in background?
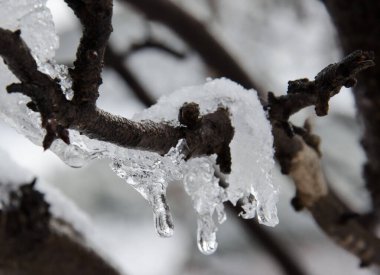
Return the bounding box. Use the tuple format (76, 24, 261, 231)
(63, 0, 113, 104)
(119, 0, 265, 98)
(105, 45, 156, 107)
(323, 0, 380, 229)
(228, 204, 307, 275)
(125, 39, 187, 60)
(0, 180, 120, 275)
(268, 51, 379, 266)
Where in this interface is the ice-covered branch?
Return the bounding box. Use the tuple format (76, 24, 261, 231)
(0, 29, 234, 161)
(63, 0, 113, 104)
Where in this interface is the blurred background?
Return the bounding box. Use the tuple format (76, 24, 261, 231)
(0, 0, 375, 274)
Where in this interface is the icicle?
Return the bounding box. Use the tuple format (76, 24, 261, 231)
(149, 187, 174, 237)
(197, 214, 218, 255)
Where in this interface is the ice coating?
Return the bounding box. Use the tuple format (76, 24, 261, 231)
(0, 0, 73, 101)
(136, 78, 279, 228)
(0, 0, 278, 253)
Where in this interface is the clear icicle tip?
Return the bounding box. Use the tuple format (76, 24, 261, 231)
(151, 192, 174, 238)
(197, 215, 218, 255)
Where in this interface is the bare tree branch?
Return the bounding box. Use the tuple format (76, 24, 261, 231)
(63, 0, 113, 104)
(268, 51, 379, 266)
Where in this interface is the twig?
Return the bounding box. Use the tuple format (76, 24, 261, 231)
(268, 51, 379, 266)
(105, 45, 156, 107)
(63, 0, 113, 104)
(120, 0, 264, 97)
(0, 28, 234, 172)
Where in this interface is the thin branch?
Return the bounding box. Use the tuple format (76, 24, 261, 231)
(119, 0, 265, 97)
(228, 204, 308, 275)
(63, 0, 113, 104)
(268, 52, 379, 266)
(104, 45, 156, 107)
(125, 39, 187, 60)
(267, 50, 375, 120)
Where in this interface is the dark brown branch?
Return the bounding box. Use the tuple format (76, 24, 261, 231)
(104, 45, 156, 107)
(267, 50, 375, 121)
(0, 28, 234, 172)
(268, 52, 380, 266)
(120, 0, 264, 97)
(63, 0, 113, 104)
(125, 39, 187, 60)
(323, 0, 380, 228)
(0, 179, 120, 275)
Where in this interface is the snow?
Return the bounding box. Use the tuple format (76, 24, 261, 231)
(134, 78, 278, 253)
(0, 0, 73, 100)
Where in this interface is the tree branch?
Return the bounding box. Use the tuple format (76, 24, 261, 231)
(0, 28, 234, 171)
(268, 51, 380, 266)
(119, 0, 264, 97)
(0, 179, 121, 275)
(63, 0, 113, 104)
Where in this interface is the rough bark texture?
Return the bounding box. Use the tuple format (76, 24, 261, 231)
(64, 0, 113, 104)
(323, 0, 380, 225)
(0, 180, 120, 275)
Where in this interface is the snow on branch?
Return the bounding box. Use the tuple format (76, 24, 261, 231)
(0, 0, 276, 255)
(0, 150, 121, 275)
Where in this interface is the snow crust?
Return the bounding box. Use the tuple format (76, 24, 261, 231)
(0, 0, 74, 100)
(0, 0, 278, 255)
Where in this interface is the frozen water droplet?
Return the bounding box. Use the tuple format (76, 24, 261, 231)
(197, 215, 218, 255)
(150, 191, 174, 237)
(64, 89, 74, 101)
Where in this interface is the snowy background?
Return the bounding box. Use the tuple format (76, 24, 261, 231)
(0, 0, 374, 274)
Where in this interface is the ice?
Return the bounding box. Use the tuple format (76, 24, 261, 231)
(110, 139, 186, 237)
(0, 0, 73, 101)
(0, 21, 278, 252)
(137, 78, 279, 228)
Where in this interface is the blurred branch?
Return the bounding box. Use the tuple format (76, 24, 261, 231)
(105, 45, 156, 107)
(228, 204, 308, 275)
(125, 39, 187, 60)
(0, 179, 121, 275)
(323, 0, 380, 229)
(119, 0, 265, 98)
